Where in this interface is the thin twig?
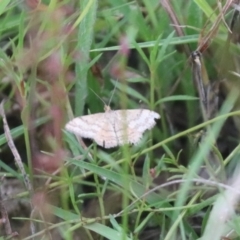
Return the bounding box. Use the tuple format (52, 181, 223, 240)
(0, 101, 36, 235)
(115, 178, 240, 218)
(218, 1, 232, 33)
(0, 101, 33, 195)
(160, 0, 191, 56)
(197, 0, 234, 52)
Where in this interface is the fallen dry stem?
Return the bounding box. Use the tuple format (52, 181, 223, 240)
(0, 176, 12, 236)
(0, 101, 36, 235)
(0, 102, 33, 195)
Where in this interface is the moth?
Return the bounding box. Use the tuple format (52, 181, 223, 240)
(65, 106, 160, 148)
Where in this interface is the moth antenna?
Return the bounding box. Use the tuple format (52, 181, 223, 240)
(108, 79, 119, 106)
(89, 88, 107, 107)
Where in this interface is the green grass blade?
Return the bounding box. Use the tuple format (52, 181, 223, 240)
(75, 0, 98, 115)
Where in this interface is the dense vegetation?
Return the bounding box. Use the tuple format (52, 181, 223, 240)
(0, 0, 240, 239)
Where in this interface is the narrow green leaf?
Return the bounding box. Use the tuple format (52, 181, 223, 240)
(71, 160, 163, 205)
(142, 155, 150, 188)
(194, 0, 216, 19)
(157, 31, 175, 63)
(0, 160, 20, 178)
(75, 0, 98, 115)
(0, 0, 10, 16)
(131, 40, 150, 66)
(85, 223, 132, 240)
(52, 206, 80, 221)
(91, 35, 200, 52)
(112, 80, 148, 104)
(155, 95, 198, 106)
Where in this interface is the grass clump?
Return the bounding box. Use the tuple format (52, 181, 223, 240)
(0, 1, 240, 240)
